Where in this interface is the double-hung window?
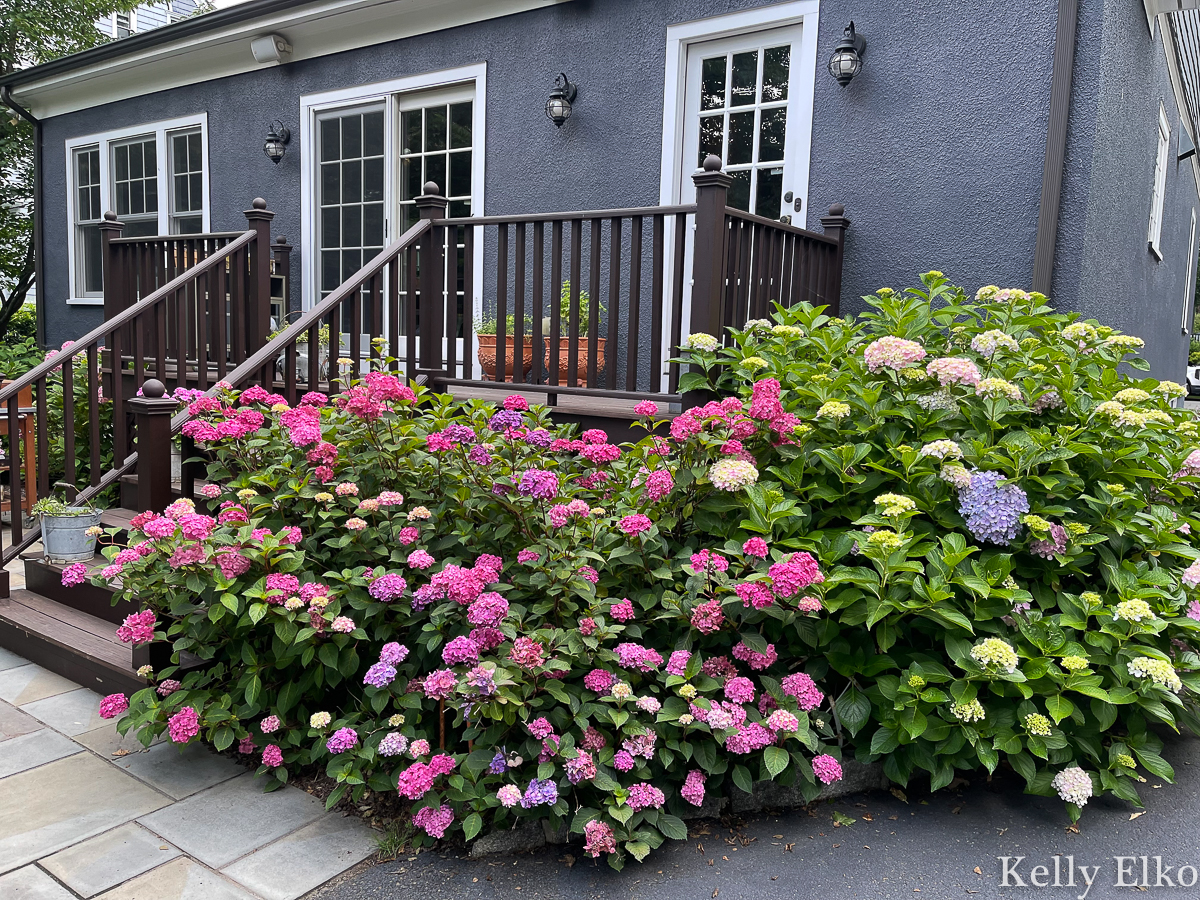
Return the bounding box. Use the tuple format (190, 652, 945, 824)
(1149, 102, 1171, 258)
(66, 115, 209, 303)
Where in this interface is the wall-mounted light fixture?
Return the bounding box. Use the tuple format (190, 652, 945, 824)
(828, 22, 866, 87)
(545, 73, 578, 128)
(251, 33, 292, 64)
(264, 121, 291, 164)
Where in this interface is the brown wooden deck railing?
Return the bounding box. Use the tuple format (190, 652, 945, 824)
(0, 200, 276, 569)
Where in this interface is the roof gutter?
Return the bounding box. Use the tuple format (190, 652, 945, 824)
(1032, 0, 1081, 295)
(1, 85, 45, 348)
(0, 0, 310, 92)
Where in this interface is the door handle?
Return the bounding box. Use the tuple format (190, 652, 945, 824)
(794, 197, 802, 212)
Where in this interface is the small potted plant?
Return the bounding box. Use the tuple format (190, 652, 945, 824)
(33, 495, 103, 563)
(548, 280, 605, 384)
(476, 313, 536, 382)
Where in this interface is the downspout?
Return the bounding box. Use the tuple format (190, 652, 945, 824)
(1032, 0, 1081, 295)
(1, 85, 45, 348)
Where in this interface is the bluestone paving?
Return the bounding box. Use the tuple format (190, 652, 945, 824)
(93, 857, 259, 900)
(0, 698, 42, 741)
(0, 753, 169, 874)
(0, 865, 77, 899)
(0, 664, 79, 706)
(0, 647, 377, 896)
(0, 728, 81, 779)
(21, 687, 108, 736)
(0, 645, 26, 671)
(138, 771, 327, 868)
(40, 822, 182, 898)
(222, 814, 379, 900)
(111, 739, 243, 799)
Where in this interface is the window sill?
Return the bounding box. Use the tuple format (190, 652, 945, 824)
(66, 297, 105, 307)
(1149, 241, 1164, 261)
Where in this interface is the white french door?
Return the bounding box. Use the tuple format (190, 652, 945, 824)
(680, 25, 807, 222)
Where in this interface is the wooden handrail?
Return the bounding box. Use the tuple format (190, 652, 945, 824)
(442, 203, 698, 226)
(109, 231, 247, 245)
(723, 207, 839, 245)
(0, 229, 257, 406)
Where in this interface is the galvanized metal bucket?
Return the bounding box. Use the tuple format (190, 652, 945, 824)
(41, 509, 103, 563)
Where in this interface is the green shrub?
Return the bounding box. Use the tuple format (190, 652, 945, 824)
(86, 273, 1200, 870)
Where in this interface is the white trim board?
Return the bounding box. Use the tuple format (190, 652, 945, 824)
(64, 113, 211, 305)
(12, 0, 569, 119)
(299, 63, 486, 349)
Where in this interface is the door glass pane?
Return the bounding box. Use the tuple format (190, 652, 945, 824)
(728, 170, 751, 211)
(759, 107, 787, 162)
(756, 167, 783, 218)
(699, 115, 723, 166)
(362, 111, 385, 156)
(402, 111, 421, 153)
(730, 51, 758, 106)
(318, 109, 386, 300)
(762, 46, 790, 101)
(701, 56, 726, 110)
(727, 111, 754, 165)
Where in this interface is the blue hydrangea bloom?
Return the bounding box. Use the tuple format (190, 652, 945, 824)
(957, 470, 1028, 545)
(520, 777, 558, 808)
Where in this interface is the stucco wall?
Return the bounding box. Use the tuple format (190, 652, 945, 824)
(36, 0, 1197, 375)
(1056, 0, 1199, 379)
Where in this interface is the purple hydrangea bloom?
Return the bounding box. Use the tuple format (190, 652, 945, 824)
(488, 750, 507, 774)
(380, 642, 409, 665)
(1030, 522, 1068, 558)
(363, 662, 397, 688)
(525, 429, 553, 447)
(517, 469, 559, 500)
(325, 727, 359, 754)
(520, 777, 558, 808)
(368, 573, 408, 602)
(957, 470, 1029, 545)
(488, 410, 523, 431)
(465, 665, 496, 695)
(467, 445, 493, 466)
(443, 423, 478, 444)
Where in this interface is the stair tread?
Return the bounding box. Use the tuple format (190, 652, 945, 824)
(0, 590, 131, 671)
(100, 508, 138, 529)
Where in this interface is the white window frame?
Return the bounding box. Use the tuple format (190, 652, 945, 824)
(64, 113, 210, 305)
(299, 62, 487, 315)
(1184, 208, 1197, 334)
(1149, 101, 1171, 259)
(656, 0, 821, 392)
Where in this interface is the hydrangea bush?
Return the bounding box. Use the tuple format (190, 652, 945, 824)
(92, 274, 1200, 866)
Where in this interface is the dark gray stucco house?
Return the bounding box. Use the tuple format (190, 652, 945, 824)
(4, 0, 1200, 377)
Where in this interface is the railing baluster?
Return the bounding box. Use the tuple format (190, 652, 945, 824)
(198, 270, 209, 391)
(307, 324, 320, 392)
(371, 271, 384, 369)
(444, 234, 457, 382)
(63, 352, 75, 487)
(111, 327, 127, 464)
(349, 275, 362, 382)
(134, 310, 147, 393)
(8, 397, 22, 547)
(549, 221, 563, 392)
(497, 224, 508, 384)
(463, 226, 475, 382)
(606, 217, 621, 391)
(568, 221, 581, 388)
(35, 375, 48, 498)
(668, 212, 686, 394)
(650, 214, 664, 394)
(531, 222, 544, 386)
(229, 248, 244, 366)
(215, 257, 228, 380)
(405, 244, 418, 379)
(327, 301, 341, 395)
(388, 256, 401, 377)
(88, 348, 100, 487)
(627, 216, 642, 392)
(285, 342, 298, 405)
(156, 293, 167, 383)
(514, 222, 525, 385)
(587, 218, 601, 388)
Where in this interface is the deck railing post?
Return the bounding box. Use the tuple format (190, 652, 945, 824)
(416, 182, 448, 373)
(127, 378, 176, 513)
(244, 199, 276, 369)
(100, 211, 126, 325)
(819, 204, 850, 316)
(684, 155, 732, 408)
(272, 234, 294, 321)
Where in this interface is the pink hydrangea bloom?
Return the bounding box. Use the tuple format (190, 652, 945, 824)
(527, 717, 555, 739)
(157, 679, 181, 696)
(442, 635, 480, 666)
(1183, 559, 1200, 588)
(579, 616, 597, 636)
(467, 592, 509, 626)
(681, 769, 706, 806)
(767, 709, 800, 732)
(397, 761, 436, 799)
(116, 609, 156, 645)
(577, 566, 599, 584)
(422, 669, 458, 699)
(397, 526, 419, 545)
(98, 693, 128, 719)
(615, 643, 662, 671)
(732, 640, 778, 670)
(368, 572, 408, 602)
(168, 706, 200, 743)
(609, 598, 635, 621)
(644, 468, 674, 501)
(634, 400, 659, 416)
(61, 562, 89, 586)
(260, 715, 281, 734)
(238, 736, 256, 754)
(497, 784, 522, 807)
(1189, 600, 1200, 621)
(724, 676, 756, 703)
(781, 672, 825, 710)
(690, 549, 729, 574)
(927, 356, 981, 386)
(796, 595, 823, 613)
(330, 616, 355, 633)
(666, 650, 692, 676)
(326, 727, 359, 753)
(768, 552, 823, 598)
(584, 669, 615, 693)
(619, 514, 653, 536)
(262, 744, 284, 767)
(812, 753, 844, 784)
(743, 537, 769, 558)
(726, 722, 774, 754)
(406, 549, 435, 570)
(735, 582, 775, 610)
(412, 805, 454, 838)
(584, 819, 617, 857)
(864, 336, 926, 372)
(627, 782, 665, 811)
(518, 549, 540, 564)
(690, 600, 725, 634)
(509, 637, 546, 669)
(613, 750, 635, 771)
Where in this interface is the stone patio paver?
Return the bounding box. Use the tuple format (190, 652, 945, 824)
(21, 687, 108, 736)
(94, 856, 259, 900)
(0, 752, 170, 874)
(0, 664, 79, 706)
(39, 822, 181, 898)
(0, 648, 376, 896)
(113, 740, 244, 800)
(0, 729, 81, 779)
(0, 865, 77, 899)
(139, 771, 327, 868)
(0, 698, 42, 741)
(222, 814, 379, 900)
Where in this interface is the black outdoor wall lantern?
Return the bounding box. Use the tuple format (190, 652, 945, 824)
(545, 73, 578, 127)
(264, 121, 291, 164)
(828, 21, 866, 87)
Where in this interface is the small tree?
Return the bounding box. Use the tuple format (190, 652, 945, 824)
(0, 0, 176, 338)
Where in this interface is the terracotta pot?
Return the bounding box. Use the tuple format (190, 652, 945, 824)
(546, 336, 607, 385)
(477, 333, 535, 382)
